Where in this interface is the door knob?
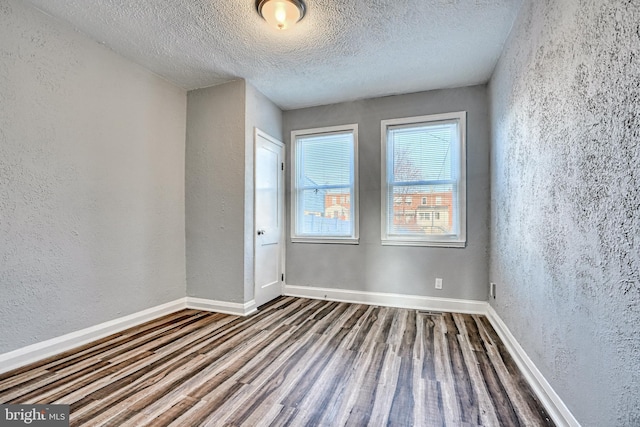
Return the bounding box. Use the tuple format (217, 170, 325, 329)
(257, 229, 266, 235)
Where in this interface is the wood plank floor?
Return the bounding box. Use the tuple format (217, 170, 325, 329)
(0, 297, 554, 426)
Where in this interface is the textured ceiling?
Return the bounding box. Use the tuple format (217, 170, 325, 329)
(23, 0, 523, 110)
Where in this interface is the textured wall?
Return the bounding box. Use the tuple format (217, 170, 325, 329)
(243, 83, 283, 301)
(0, 0, 187, 354)
(186, 80, 282, 304)
(284, 86, 491, 301)
(186, 80, 247, 302)
(489, 0, 640, 425)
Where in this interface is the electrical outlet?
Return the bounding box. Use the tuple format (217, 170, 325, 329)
(435, 278, 443, 290)
(490, 282, 496, 299)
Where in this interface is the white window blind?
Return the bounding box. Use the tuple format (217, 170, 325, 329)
(381, 112, 466, 247)
(291, 124, 358, 243)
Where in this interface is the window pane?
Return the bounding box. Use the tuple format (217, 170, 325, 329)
(387, 182, 456, 235)
(390, 122, 456, 182)
(298, 189, 352, 236)
(298, 133, 353, 187)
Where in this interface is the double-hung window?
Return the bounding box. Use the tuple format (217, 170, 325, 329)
(291, 124, 359, 244)
(381, 112, 466, 247)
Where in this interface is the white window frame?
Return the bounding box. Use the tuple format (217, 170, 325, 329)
(291, 124, 359, 244)
(381, 111, 466, 247)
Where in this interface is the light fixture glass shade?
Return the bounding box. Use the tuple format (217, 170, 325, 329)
(257, 0, 305, 30)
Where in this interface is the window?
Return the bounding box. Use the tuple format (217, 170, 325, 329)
(291, 124, 358, 244)
(381, 112, 466, 247)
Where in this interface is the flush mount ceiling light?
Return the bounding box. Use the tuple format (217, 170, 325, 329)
(256, 0, 306, 30)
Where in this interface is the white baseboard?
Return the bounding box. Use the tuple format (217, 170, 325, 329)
(283, 284, 488, 314)
(0, 298, 187, 375)
(186, 297, 257, 316)
(486, 305, 580, 427)
(0, 296, 259, 376)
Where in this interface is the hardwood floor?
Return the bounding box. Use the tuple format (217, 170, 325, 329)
(0, 297, 554, 426)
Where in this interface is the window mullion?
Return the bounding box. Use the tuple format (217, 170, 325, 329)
(390, 179, 456, 187)
(298, 184, 352, 191)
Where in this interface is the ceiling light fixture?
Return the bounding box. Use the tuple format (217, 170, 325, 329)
(256, 0, 306, 30)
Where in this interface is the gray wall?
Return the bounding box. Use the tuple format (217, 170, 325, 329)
(0, 0, 187, 354)
(489, 1, 640, 425)
(283, 86, 490, 301)
(186, 80, 246, 302)
(186, 80, 283, 303)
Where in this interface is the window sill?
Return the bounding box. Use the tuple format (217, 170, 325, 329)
(291, 237, 359, 245)
(381, 239, 466, 248)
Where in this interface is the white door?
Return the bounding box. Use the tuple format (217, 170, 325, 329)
(254, 129, 285, 307)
